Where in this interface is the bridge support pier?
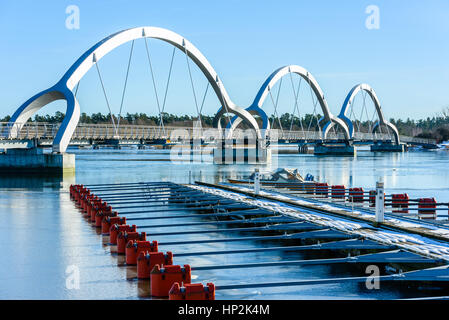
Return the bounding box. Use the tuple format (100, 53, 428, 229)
(0, 148, 75, 175)
(298, 144, 313, 154)
(213, 139, 271, 164)
(370, 142, 406, 152)
(313, 142, 355, 156)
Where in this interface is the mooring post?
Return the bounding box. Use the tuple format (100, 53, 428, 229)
(375, 181, 385, 223)
(254, 168, 260, 195)
(189, 170, 192, 184)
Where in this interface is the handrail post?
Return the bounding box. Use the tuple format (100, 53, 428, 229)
(375, 181, 385, 223)
(254, 169, 260, 195)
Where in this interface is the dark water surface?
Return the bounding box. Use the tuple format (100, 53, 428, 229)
(1, 148, 448, 299)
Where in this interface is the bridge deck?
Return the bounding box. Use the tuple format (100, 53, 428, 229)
(0, 122, 436, 147)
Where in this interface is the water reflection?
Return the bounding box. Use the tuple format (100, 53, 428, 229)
(1, 148, 449, 299)
(0, 172, 75, 190)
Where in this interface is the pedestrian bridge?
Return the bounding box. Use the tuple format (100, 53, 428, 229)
(0, 122, 435, 149)
(2, 26, 436, 154)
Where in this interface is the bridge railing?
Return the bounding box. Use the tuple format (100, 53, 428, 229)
(353, 132, 392, 141)
(0, 122, 202, 141)
(0, 122, 438, 145)
(399, 135, 437, 145)
(277, 130, 324, 140)
(0, 122, 58, 139)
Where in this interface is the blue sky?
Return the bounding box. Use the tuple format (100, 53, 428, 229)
(1, 0, 449, 121)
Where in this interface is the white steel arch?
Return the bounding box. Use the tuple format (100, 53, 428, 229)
(338, 83, 400, 144)
(8, 27, 260, 152)
(222, 65, 350, 140)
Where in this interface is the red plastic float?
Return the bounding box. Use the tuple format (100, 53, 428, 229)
(109, 224, 137, 245)
(315, 183, 329, 197)
(392, 193, 409, 213)
(137, 251, 173, 279)
(418, 198, 437, 220)
(305, 182, 316, 194)
(169, 282, 215, 300)
(117, 231, 146, 255)
(102, 216, 126, 235)
(331, 185, 345, 199)
(150, 264, 191, 297)
(125, 240, 158, 265)
(349, 188, 364, 203)
(91, 203, 111, 223)
(369, 190, 376, 207)
(95, 210, 117, 227)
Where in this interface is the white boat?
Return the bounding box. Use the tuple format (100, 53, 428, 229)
(437, 141, 449, 150)
(228, 168, 315, 184)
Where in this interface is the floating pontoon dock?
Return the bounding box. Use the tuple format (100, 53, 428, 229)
(70, 181, 449, 300)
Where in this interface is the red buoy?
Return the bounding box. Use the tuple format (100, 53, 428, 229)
(109, 224, 137, 245)
(169, 282, 215, 300)
(369, 190, 376, 207)
(117, 231, 146, 255)
(306, 182, 316, 194)
(315, 183, 329, 197)
(91, 204, 111, 223)
(331, 185, 345, 199)
(150, 264, 191, 297)
(102, 216, 126, 235)
(82, 194, 96, 213)
(77, 188, 90, 206)
(137, 251, 173, 279)
(418, 198, 437, 220)
(392, 193, 409, 213)
(349, 188, 364, 203)
(125, 240, 158, 265)
(95, 210, 116, 228)
(85, 196, 99, 216)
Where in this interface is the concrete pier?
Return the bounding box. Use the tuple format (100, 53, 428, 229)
(370, 142, 406, 152)
(314, 143, 355, 156)
(213, 140, 271, 164)
(298, 144, 314, 154)
(0, 148, 75, 174)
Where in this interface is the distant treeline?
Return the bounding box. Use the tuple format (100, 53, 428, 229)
(2, 108, 449, 142)
(0, 112, 215, 127)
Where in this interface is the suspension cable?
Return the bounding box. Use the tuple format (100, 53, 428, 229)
(274, 78, 284, 133)
(306, 77, 321, 135)
(288, 73, 304, 138)
(179, 40, 231, 137)
(369, 108, 377, 133)
(217, 80, 233, 138)
(351, 94, 362, 133)
(94, 61, 117, 133)
(358, 90, 368, 133)
(144, 38, 165, 136)
(116, 40, 135, 136)
(384, 120, 393, 141)
(159, 47, 176, 136)
(268, 78, 284, 136)
(363, 92, 372, 134)
(183, 44, 202, 130)
(296, 78, 305, 137)
(199, 82, 210, 115)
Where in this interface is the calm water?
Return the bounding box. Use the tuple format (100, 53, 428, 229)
(1, 147, 448, 300)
